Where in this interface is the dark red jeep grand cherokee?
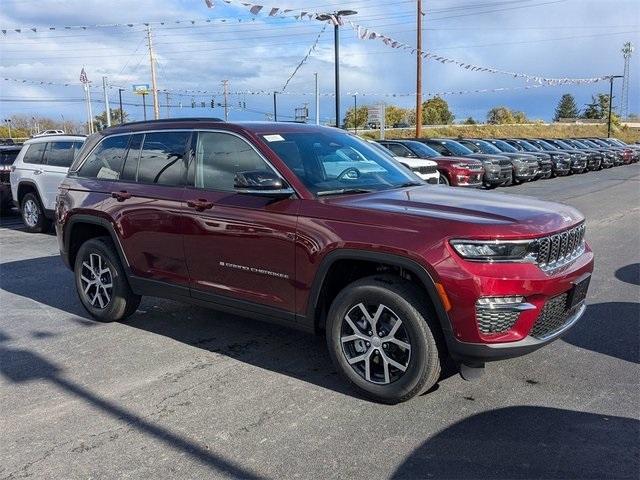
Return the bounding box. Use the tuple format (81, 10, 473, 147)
(56, 119, 593, 403)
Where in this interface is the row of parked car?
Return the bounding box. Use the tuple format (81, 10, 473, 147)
(373, 137, 640, 188)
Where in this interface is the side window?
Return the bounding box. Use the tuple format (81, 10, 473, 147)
(426, 142, 448, 156)
(194, 132, 274, 191)
(43, 141, 80, 168)
(137, 132, 190, 186)
(77, 135, 130, 179)
(23, 143, 47, 164)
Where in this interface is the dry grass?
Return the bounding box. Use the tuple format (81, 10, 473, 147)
(360, 123, 640, 143)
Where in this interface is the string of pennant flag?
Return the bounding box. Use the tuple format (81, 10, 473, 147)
(203, 0, 613, 86)
(1, 75, 586, 99)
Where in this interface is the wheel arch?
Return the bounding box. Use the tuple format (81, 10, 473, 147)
(307, 249, 453, 348)
(65, 214, 130, 274)
(17, 180, 40, 206)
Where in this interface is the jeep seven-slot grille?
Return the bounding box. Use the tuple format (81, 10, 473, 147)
(415, 165, 437, 175)
(536, 224, 586, 272)
(531, 294, 571, 338)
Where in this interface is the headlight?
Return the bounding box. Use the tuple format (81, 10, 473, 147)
(450, 239, 538, 262)
(453, 163, 471, 169)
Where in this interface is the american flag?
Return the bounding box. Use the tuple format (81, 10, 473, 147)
(79, 67, 89, 84)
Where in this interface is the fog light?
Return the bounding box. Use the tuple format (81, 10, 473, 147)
(476, 296, 535, 311)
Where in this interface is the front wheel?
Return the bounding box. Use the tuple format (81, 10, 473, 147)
(438, 174, 450, 186)
(74, 237, 141, 322)
(326, 275, 442, 404)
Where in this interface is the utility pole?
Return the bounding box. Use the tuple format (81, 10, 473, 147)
(142, 93, 148, 121)
(315, 72, 320, 125)
(222, 80, 229, 121)
(273, 91, 278, 122)
(84, 85, 94, 134)
(607, 75, 624, 137)
(147, 26, 160, 120)
(165, 92, 171, 118)
(118, 88, 124, 124)
(102, 76, 111, 127)
(415, 0, 423, 138)
(353, 93, 358, 134)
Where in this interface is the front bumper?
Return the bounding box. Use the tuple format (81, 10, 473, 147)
(514, 165, 538, 181)
(435, 243, 594, 363)
(414, 171, 440, 184)
(452, 170, 483, 187)
(483, 167, 512, 185)
(571, 161, 588, 173)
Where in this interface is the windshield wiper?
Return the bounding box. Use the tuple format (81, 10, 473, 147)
(317, 188, 374, 197)
(397, 182, 423, 188)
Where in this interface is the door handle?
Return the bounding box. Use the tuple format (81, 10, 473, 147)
(111, 191, 132, 202)
(33, 170, 43, 175)
(187, 199, 214, 211)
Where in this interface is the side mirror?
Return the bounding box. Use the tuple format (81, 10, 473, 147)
(234, 170, 294, 198)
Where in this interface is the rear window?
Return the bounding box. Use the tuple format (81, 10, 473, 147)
(23, 143, 47, 164)
(136, 131, 190, 186)
(43, 141, 84, 167)
(77, 135, 130, 179)
(0, 150, 19, 165)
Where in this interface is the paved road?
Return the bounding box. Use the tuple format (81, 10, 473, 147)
(1, 165, 639, 479)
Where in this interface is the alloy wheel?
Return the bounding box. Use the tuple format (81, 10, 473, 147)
(80, 253, 113, 309)
(340, 303, 412, 385)
(23, 199, 39, 227)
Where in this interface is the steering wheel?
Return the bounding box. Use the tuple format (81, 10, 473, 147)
(337, 167, 361, 180)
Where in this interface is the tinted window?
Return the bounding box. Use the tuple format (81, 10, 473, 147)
(77, 135, 130, 179)
(195, 132, 272, 191)
(385, 143, 413, 157)
(137, 132, 190, 186)
(43, 141, 84, 167)
(0, 149, 19, 165)
(23, 143, 47, 164)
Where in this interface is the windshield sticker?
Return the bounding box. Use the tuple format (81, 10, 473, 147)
(263, 134, 285, 142)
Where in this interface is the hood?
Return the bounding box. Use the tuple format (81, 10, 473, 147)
(494, 152, 539, 164)
(394, 156, 437, 167)
(524, 151, 552, 161)
(324, 185, 584, 236)
(464, 153, 511, 163)
(431, 155, 482, 166)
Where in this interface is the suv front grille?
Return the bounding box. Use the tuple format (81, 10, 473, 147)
(415, 165, 437, 175)
(467, 164, 484, 171)
(536, 224, 586, 272)
(476, 309, 520, 333)
(531, 293, 574, 338)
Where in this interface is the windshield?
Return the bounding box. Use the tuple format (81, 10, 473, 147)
(581, 139, 600, 148)
(491, 140, 518, 153)
(457, 140, 482, 153)
(515, 140, 540, 152)
(405, 141, 440, 158)
(532, 139, 557, 151)
(440, 140, 474, 156)
(552, 139, 574, 149)
(262, 130, 419, 196)
(368, 141, 396, 158)
(473, 140, 504, 155)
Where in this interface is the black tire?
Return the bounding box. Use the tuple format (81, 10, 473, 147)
(74, 236, 141, 322)
(326, 274, 442, 404)
(20, 192, 50, 233)
(438, 174, 450, 186)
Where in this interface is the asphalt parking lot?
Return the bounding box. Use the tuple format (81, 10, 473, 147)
(1, 165, 639, 480)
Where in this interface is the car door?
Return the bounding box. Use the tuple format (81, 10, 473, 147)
(79, 131, 191, 288)
(182, 130, 298, 314)
(39, 141, 83, 209)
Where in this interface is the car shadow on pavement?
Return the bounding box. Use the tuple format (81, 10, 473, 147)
(615, 263, 640, 286)
(0, 330, 267, 479)
(391, 406, 639, 479)
(562, 301, 640, 364)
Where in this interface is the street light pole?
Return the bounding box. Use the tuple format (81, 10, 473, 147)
(607, 75, 623, 138)
(273, 91, 278, 122)
(316, 10, 358, 128)
(353, 94, 358, 135)
(118, 88, 124, 124)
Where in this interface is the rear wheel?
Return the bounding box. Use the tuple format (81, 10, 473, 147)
(326, 275, 442, 404)
(74, 237, 141, 322)
(20, 192, 50, 233)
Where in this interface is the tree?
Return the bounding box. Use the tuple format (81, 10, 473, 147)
(422, 96, 454, 125)
(512, 110, 529, 124)
(582, 94, 611, 119)
(93, 108, 129, 131)
(487, 106, 514, 124)
(385, 105, 410, 126)
(462, 116, 477, 125)
(343, 106, 368, 129)
(553, 93, 579, 121)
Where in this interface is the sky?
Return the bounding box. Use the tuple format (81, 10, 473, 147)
(0, 0, 638, 126)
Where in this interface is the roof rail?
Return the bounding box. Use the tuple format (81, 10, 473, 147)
(119, 117, 225, 127)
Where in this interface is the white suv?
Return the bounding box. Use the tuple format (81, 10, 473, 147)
(10, 135, 85, 232)
(367, 140, 440, 183)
